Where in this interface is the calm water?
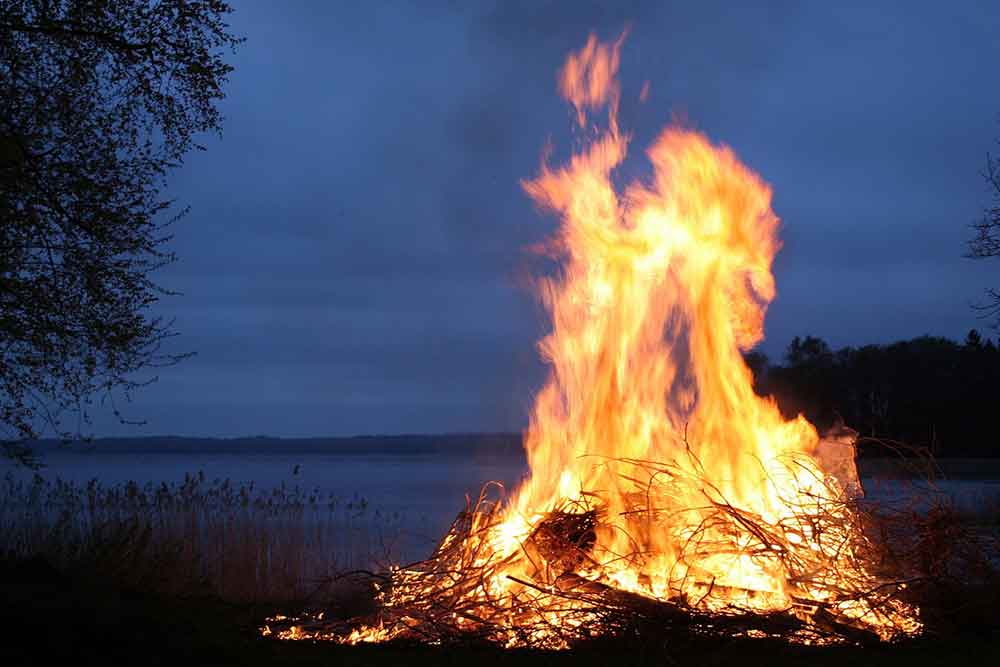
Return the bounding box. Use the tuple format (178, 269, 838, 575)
(5, 447, 997, 561)
(3, 447, 530, 559)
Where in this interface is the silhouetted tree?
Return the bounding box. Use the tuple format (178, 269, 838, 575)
(0, 1, 242, 460)
(760, 331, 1000, 457)
(767, 336, 841, 429)
(965, 328, 984, 349)
(742, 350, 769, 394)
(968, 144, 1000, 326)
(784, 335, 834, 368)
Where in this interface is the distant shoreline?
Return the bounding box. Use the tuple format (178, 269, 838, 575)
(18, 433, 526, 456)
(11, 435, 1000, 480)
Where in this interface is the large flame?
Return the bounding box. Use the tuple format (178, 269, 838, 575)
(269, 34, 920, 647)
(509, 33, 821, 609)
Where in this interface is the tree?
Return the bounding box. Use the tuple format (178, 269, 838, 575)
(770, 336, 838, 429)
(741, 350, 768, 394)
(1, 1, 242, 460)
(783, 335, 833, 368)
(964, 328, 983, 349)
(968, 147, 1000, 326)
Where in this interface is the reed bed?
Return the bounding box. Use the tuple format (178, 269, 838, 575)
(0, 471, 404, 602)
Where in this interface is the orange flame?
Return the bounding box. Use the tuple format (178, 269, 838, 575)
(512, 34, 810, 604)
(497, 32, 917, 634)
(273, 33, 920, 647)
(559, 32, 625, 128)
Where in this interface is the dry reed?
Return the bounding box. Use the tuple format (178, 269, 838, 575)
(0, 471, 403, 602)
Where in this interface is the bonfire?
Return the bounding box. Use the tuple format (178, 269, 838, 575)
(265, 33, 923, 647)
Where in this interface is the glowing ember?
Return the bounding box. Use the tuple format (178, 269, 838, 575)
(267, 33, 921, 647)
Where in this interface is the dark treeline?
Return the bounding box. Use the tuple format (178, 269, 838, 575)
(747, 330, 1000, 457)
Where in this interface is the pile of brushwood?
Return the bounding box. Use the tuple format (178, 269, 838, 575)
(264, 454, 999, 649)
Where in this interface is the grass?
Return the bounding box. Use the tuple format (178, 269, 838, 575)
(0, 472, 403, 602)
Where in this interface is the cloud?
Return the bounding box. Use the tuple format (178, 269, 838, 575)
(96, 0, 1000, 437)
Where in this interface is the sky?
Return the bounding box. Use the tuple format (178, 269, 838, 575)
(95, 0, 1000, 438)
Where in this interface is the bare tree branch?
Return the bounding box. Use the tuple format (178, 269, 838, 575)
(967, 146, 1000, 327)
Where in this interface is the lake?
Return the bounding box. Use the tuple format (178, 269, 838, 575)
(5, 437, 998, 564)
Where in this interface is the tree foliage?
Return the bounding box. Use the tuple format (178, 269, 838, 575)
(0, 0, 242, 457)
(760, 331, 1000, 457)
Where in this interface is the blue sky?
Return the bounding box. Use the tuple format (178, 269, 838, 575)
(95, 1, 1000, 437)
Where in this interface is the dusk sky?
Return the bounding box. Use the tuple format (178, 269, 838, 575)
(97, 1, 1000, 438)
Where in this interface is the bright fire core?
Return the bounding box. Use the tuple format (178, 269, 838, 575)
(269, 34, 921, 646)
